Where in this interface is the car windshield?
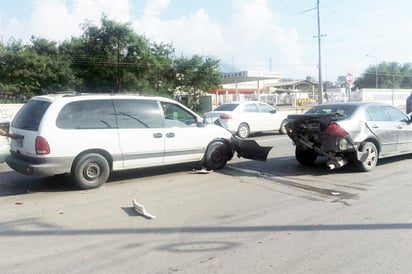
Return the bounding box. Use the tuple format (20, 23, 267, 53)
(214, 103, 239, 111)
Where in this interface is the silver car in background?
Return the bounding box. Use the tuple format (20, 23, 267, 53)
(204, 101, 288, 138)
(286, 102, 412, 171)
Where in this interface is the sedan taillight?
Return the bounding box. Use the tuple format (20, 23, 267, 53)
(35, 136, 50, 155)
(324, 123, 348, 137)
(220, 113, 232, 120)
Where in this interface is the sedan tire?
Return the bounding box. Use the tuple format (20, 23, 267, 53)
(279, 120, 288, 134)
(295, 147, 317, 166)
(357, 141, 378, 172)
(237, 123, 250, 139)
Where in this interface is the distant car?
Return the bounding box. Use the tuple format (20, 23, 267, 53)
(0, 122, 10, 163)
(286, 102, 412, 171)
(204, 101, 288, 138)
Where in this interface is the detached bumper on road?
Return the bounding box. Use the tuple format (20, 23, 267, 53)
(231, 136, 272, 161)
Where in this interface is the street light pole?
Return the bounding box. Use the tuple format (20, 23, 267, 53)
(365, 54, 378, 88)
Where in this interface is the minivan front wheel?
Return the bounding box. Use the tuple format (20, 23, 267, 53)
(202, 141, 231, 170)
(72, 153, 110, 189)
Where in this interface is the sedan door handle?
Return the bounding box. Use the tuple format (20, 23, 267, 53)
(166, 132, 175, 138)
(153, 133, 163, 138)
(371, 124, 379, 129)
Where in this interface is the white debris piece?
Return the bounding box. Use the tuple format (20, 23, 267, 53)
(132, 199, 156, 219)
(191, 168, 212, 174)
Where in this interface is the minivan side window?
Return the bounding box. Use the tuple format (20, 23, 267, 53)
(56, 100, 116, 129)
(161, 102, 197, 127)
(12, 99, 51, 131)
(114, 99, 163, 128)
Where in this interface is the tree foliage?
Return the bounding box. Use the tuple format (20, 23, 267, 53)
(354, 62, 412, 89)
(0, 16, 222, 109)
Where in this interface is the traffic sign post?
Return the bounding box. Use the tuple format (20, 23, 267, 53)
(346, 73, 353, 101)
(346, 73, 353, 84)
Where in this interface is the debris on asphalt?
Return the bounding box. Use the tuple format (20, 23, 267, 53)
(132, 199, 156, 219)
(191, 168, 212, 174)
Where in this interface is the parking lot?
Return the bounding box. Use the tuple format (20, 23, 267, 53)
(1, 134, 412, 273)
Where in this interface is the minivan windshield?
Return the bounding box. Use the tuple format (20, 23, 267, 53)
(12, 99, 51, 131)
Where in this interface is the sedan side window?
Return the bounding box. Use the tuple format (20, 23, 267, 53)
(385, 106, 409, 122)
(258, 103, 275, 113)
(366, 105, 391, 121)
(243, 103, 258, 113)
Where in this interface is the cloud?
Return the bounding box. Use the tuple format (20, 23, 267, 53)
(0, 0, 305, 78)
(225, 0, 304, 76)
(132, 1, 228, 58)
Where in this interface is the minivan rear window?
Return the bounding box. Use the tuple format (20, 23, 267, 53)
(12, 99, 51, 131)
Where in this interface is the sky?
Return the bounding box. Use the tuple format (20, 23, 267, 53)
(0, 0, 411, 82)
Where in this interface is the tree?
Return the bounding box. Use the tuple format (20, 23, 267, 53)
(0, 37, 76, 100)
(354, 62, 412, 89)
(174, 55, 222, 111)
(0, 15, 224, 106)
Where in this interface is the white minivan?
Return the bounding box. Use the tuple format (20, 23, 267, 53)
(6, 93, 271, 189)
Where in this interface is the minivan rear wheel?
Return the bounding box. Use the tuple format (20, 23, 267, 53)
(72, 153, 110, 189)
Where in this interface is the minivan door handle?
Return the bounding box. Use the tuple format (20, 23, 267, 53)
(153, 133, 163, 138)
(166, 132, 175, 138)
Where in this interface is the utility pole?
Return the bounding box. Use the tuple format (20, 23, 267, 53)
(316, 0, 324, 104)
(302, 1, 325, 104)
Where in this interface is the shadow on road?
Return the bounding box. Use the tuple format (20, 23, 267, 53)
(0, 153, 411, 196)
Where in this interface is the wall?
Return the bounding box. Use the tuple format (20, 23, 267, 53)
(0, 104, 23, 123)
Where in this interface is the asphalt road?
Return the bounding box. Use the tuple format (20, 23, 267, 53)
(1, 134, 412, 273)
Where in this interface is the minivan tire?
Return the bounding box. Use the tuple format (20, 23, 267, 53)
(202, 141, 231, 170)
(72, 153, 110, 189)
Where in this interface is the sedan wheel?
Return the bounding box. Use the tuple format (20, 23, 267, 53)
(295, 147, 317, 166)
(357, 142, 378, 172)
(237, 123, 250, 139)
(279, 120, 288, 134)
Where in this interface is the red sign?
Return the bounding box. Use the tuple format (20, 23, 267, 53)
(346, 73, 353, 84)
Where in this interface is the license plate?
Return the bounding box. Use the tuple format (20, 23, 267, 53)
(16, 138, 23, 147)
(304, 121, 320, 131)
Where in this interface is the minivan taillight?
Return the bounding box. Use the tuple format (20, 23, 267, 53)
(324, 123, 348, 137)
(220, 113, 232, 120)
(35, 136, 50, 155)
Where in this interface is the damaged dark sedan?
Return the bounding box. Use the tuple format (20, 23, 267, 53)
(286, 102, 412, 171)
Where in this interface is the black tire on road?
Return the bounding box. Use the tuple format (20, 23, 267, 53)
(203, 141, 231, 170)
(279, 120, 288, 134)
(357, 141, 378, 172)
(72, 153, 110, 189)
(295, 147, 317, 166)
(237, 123, 250, 139)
